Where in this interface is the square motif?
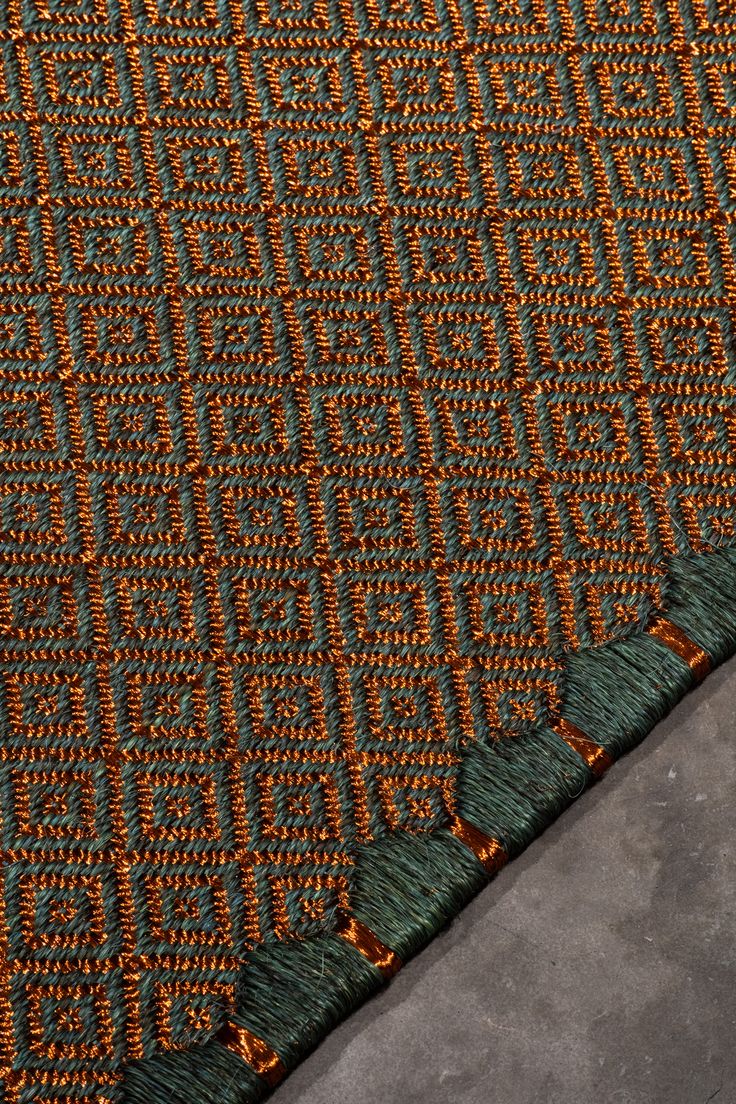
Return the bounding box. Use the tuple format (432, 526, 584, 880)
(519, 305, 627, 385)
(322, 476, 433, 562)
(67, 295, 172, 375)
(4, 764, 111, 853)
(633, 308, 736, 389)
(132, 866, 239, 955)
(234, 666, 339, 752)
(492, 136, 594, 210)
(172, 213, 275, 287)
(364, 49, 470, 123)
(0, 382, 69, 462)
(570, 569, 666, 645)
(251, 769, 347, 845)
(506, 218, 611, 297)
(248, 0, 340, 34)
(268, 132, 372, 207)
(219, 568, 327, 655)
(0, 570, 87, 650)
(651, 397, 736, 472)
(194, 382, 302, 467)
(150, 977, 237, 1051)
(23, 0, 120, 33)
(32, 43, 135, 118)
(336, 571, 444, 656)
(79, 382, 188, 464)
(0, 123, 36, 198)
(135, 0, 235, 35)
(254, 48, 357, 123)
(553, 484, 661, 559)
(461, 0, 558, 38)
(582, 55, 686, 127)
(475, 56, 578, 126)
(102, 567, 209, 653)
(440, 479, 548, 562)
(208, 477, 313, 559)
(618, 221, 722, 298)
(111, 662, 222, 758)
(22, 978, 119, 1064)
(427, 390, 532, 473)
(670, 488, 736, 552)
(310, 385, 422, 469)
(46, 125, 148, 199)
(123, 764, 233, 852)
(601, 137, 704, 211)
(397, 220, 498, 295)
(0, 300, 56, 371)
(267, 872, 350, 939)
(144, 47, 243, 119)
(380, 133, 485, 208)
(536, 394, 644, 473)
(56, 208, 163, 287)
(90, 474, 199, 558)
(157, 127, 260, 203)
(282, 215, 384, 291)
(408, 302, 515, 384)
(12, 864, 118, 960)
(364, 770, 454, 834)
(0, 211, 45, 284)
(185, 297, 291, 379)
(0, 665, 99, 756)
(297, 301, 402, 379)
(468, 668, 561, 738)
(32, 43, 134, 117)
(0, 475, 79, 557)
(351, 667, 458, 752)
(452, 572, 562, 657)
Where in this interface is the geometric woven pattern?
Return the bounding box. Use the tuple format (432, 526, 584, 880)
(0, 0, 735, 1097)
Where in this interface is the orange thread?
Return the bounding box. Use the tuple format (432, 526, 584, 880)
(217, 1023, 286, 1089)
(552, 717, 614, 779)
(449, 814, 508, 875)
(648, 618, 712, 683)
(337, 916, 401, 979)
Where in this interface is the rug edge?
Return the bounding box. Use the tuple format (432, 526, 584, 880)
(121, 545, 736, 1104)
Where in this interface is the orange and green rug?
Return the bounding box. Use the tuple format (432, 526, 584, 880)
(0, 0, 734, 1099)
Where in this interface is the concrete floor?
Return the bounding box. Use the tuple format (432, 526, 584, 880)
(272, 655, 736, 1104)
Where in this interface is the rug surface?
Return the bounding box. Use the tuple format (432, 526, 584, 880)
(0, 0, 735, 1100)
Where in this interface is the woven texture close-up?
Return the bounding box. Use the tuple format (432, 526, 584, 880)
(0, 0, 734, 1100)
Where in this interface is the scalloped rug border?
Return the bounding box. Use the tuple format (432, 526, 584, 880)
(121, 545, 736, 1104)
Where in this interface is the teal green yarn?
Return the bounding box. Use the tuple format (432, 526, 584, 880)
(231, 938, 381, 1067)
(124, 1037, 269, 1104)
(456, 728, 591, 855)
(564, 547, 736, 760)
(7, 0, 736, 1093)
(562, 634, 689, 759)
(121, 546, 736, 1104)
(664, 548, 736, 665)
(124, 937, 383, 1104)
(348, 830, 487, 957)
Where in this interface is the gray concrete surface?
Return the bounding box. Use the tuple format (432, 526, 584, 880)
(272, 655, 736, 1104)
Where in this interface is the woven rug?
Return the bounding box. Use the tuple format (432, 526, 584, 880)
(0, 0, 735, 1100)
